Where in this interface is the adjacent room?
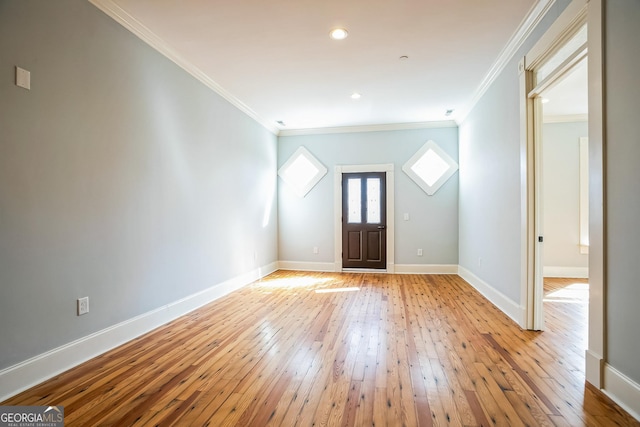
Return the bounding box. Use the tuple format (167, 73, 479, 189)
(1, 0, 639, 425)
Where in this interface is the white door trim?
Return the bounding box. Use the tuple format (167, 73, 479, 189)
(334, 164, 395, 273)
(520, 0, 588, 330)
(520, 0, 606, 388)
(585, 0, 606, 389)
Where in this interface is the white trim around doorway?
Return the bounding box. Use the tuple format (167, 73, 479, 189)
(520, 0, 589, 332)
(520, 0, 608, 392)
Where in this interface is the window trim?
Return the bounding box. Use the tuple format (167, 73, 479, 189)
(402, 140, 459, 196)
(278, 146, 327, 198)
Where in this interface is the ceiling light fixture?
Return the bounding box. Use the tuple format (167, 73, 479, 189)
(399, 55, 409, 61)
(330, 28, 348, 40)
(351, 92, 361, 99)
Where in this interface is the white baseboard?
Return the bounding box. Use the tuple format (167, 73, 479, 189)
(277, 260, 337, 272)
(0, 262, 278, 403)
(278, 261, 458, 275)
(543, 266, 589, 278)
(603, 364, 640, 422)
(394, 264, 459, 274)
(458, 266, 526, 327)
(585, 349, 604, 388)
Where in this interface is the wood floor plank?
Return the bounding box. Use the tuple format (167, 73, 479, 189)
(167, 378, 233, 426)
(2, 272, 638, 426)
(473, 361, 525, 427)
(273, 343, 330, 426)
(353, 380, 376, 427)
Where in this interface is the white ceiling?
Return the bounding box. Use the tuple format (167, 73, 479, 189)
(94, 0, 579, 132)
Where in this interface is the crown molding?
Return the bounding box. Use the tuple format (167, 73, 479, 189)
(89, 0, 279, 135)
(278, 120, 457, 137)
(457, 0, 557, 123)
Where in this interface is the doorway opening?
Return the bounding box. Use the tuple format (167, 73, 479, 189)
(521, 0, 605, 389)
(539, 56, 589, 332)
(520, 1, 589, 331)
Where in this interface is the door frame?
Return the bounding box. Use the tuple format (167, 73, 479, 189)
(520, 0, 587, 329)
(334, 164, 395, 273)
(519, 0, 605, 387)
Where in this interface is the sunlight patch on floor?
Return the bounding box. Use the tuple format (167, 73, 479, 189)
(254, 276, 333, 290)
(543, 282, 589, 303)
(315, 287, 360, 294)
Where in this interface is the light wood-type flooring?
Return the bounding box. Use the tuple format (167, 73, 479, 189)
(3, 272, 638, 426)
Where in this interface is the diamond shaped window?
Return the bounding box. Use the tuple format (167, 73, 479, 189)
(403, 140, 458, 195)
(278, 147, 327, 197)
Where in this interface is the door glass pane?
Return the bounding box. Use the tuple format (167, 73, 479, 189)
(367, 178, 381, 224)
(348, 178, 361, 223)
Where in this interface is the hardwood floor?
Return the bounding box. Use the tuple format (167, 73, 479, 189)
(3, 272, 638, 426)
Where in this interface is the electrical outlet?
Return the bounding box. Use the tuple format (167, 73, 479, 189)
(77, 297, 89, 316)
(417, 248, 423, 256)
(313, 246, 319, 254)
(16, 66, 31, 90)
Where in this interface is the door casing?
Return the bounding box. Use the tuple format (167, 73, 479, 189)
(520, 0, 606, 389)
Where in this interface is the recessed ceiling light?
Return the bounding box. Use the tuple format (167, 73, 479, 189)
(351, 92, 361, 100)
(330, 28, 348, 40)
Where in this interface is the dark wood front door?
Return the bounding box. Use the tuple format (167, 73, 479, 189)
(342, 172, 386, 269)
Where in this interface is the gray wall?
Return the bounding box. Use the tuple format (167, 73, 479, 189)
(458, 0, 571, 302)
(542, 121, 588, 271)
(604, 0, 640, 385)
(278, 128, 459, 266)
(0, 0, 277, 370)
